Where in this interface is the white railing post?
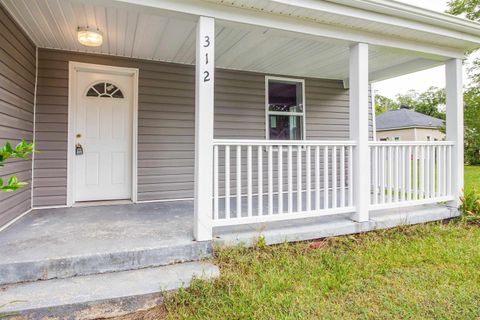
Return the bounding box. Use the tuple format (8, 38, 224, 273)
(194, 16, 215, 241)
(349, 43, 370, 222)
(445, 58, 464, 208)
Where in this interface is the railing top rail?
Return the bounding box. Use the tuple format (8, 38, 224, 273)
(369, 141, 454, 146)
(213, 139, 357, 146)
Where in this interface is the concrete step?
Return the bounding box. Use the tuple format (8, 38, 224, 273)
(0, 261, 219, 320)
(0, 241, 212, 285)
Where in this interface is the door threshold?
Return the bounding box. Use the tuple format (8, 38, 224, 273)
(73, 200, 133, 208)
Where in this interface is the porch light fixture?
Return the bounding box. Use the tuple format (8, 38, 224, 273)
(77, 27, 103, 47)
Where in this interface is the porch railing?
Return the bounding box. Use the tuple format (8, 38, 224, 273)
(369, 141, 455, 210)
(212, 140, 356, 227)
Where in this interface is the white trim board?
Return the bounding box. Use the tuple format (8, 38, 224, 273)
(67, 62, 139, 207)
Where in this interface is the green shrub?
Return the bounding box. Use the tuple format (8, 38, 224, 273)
(460, 189, 480, 224)
(0, 140, 34, 192)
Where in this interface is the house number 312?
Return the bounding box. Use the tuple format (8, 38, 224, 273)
(203, 36, 211, 82)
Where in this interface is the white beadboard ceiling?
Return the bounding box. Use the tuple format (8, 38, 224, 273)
(1, 0, 445, 81)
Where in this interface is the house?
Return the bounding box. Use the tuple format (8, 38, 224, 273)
(0, 0, 477, 317)
(376, 106, 446, 141)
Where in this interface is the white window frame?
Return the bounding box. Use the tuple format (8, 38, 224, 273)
(265, 76, 306, 140)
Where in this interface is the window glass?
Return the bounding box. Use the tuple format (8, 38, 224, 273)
(86, 82, 124, 99)
(267, 78, 304, 140)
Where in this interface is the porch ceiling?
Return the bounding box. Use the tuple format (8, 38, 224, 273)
(1, 0, 448, 81)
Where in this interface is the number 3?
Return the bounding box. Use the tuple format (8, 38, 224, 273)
(203, 36, 210, 48)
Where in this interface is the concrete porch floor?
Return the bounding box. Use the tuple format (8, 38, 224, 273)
(0, 201, 211, 285)
(0, 200, 459, 285)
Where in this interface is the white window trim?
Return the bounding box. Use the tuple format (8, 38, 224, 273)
(265, 76, 306, 140)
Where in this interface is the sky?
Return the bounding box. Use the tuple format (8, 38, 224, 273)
(373, 0, 478, 99)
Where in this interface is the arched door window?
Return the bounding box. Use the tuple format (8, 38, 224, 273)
(86, 82, 124, 98)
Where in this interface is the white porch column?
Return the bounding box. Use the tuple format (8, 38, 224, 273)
(445, 58, 464, 208)
(349, 43, 370, 222)
(194, 16, 215, 241)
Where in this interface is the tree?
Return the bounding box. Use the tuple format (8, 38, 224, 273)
(0, 140, 34, 192)
(447, 0, 480, 21)
(447, 0, 480, 164)
(464, 88, 480, 164)
(396, 87, 446, 120)
(374, 93, 398, 115)
(375, 87, 446, 119)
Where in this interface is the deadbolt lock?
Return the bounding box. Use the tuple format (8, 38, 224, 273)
(75, 143, 83, 156)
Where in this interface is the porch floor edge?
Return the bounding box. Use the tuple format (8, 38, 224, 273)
(213, 204, 459, 246)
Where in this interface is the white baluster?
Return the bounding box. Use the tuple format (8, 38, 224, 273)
(413, 146, 418, 200)
(406, 146, 411, 201)
(419, 146, 425, 199)
(447, 145, 452, 197)
(268, 146, 273, 215)
(348, 146, 353, 207)
(425, 145, 430, 199)
(315, 146, 320, 210)
(297, 146, 302, 212)
(247, 145, 252, 217)
(324, 146, 329, 209)
(372, 146, 378, 205)
(388, 146, 393, 203)
(332, 146, 337, 209)
(394, 146, 399, 203)
(288, 146, 293, 213)
(225, 145, 230, 219)
(257, 146, 263, 216)
(340, 146, 346, 207)
(213, 145, 219, 220)
(236, 145, 242, 218)
(278, 145, 283, 214)
(380, 146, 386, 204)
(306, 146, 312, 212)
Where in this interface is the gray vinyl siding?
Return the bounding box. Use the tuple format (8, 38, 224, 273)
(35, 49, 196, 205)
(34, 49, 372, 206)
(0, 5, 35, 227)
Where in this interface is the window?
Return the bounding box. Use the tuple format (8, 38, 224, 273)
(266, 77, 305, 140)
(86, 82, 124, 98)
(394, 137, 400, 141)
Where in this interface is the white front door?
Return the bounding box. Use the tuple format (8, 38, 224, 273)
(74, 70, 133, 202)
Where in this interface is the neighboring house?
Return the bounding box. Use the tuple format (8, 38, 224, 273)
(0, 0, 477, 316)
(376, 106, 445, 141)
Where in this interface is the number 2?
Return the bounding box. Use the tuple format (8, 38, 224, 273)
(204, 71, 210, 82)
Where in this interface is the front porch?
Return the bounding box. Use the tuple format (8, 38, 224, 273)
(0, 200, 458, 286)
(0, 0, 466, 242)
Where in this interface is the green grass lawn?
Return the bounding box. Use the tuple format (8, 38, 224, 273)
(162, 223, 480, 320)
(465, 165, 480, 192)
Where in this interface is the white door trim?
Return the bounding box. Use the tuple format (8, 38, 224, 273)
(67, 61, 139, 206)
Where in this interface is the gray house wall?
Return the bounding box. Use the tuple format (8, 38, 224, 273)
(34, 49, 372, 207)
(0, 6, 35, 227)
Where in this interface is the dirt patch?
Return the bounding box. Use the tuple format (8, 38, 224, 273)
(102, 305, 167, 320)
